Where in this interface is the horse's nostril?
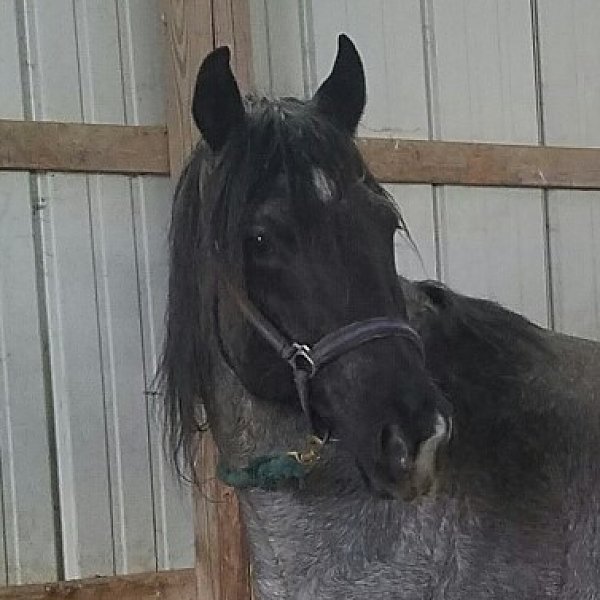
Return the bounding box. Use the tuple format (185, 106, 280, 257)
(379, 424, 410, 471)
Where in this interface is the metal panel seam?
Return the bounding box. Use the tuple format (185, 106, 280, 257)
(530, 0, 555, 331)
(15, 0, 64, 581)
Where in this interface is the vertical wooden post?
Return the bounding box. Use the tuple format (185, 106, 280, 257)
(161, 2, 253, 599)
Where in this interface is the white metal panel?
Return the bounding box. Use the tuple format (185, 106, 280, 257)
(0, 456, 4, 585)
(538, 1, 600, 340)
(249, 0, 272, 94)
(1, 0, 188, 584)
(24, 0, 115, 579)
(267, 0, 308, 97)
(74, 2, 158, 575)
(116, 0, 167, 126)
(41, 172, 115, 579)
(437, 186, 547, 325)
(432, 0, 539, 144)
(248, 0, 310, 97)
(0, 173, 58, 585)
(0, 1, 58, 585)
(88, 175, 158, 575)
(430, 0, 548, 326)
(387, 185, 437, 281)
(311, 0, 430, 139)
(132, 176, 195, 569)
(546, 192, 600, 340)
(117, 0, 193, 570)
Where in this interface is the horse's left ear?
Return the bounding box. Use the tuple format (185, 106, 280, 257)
(313, 34, 366, 135)
(192, 46, 245, 151)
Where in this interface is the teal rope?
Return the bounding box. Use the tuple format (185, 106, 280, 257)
(217, 453, 309, 490)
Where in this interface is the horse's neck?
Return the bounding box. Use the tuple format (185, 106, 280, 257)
(238, 476, 571, 600)
(238, 484, 444, 599)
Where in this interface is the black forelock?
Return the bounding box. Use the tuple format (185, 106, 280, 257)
(209, 95, 402, 265)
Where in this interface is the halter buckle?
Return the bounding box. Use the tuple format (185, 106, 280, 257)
(287, 343, 317, 378)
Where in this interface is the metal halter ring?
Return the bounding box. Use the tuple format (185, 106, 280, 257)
(287, 343, 317, 378)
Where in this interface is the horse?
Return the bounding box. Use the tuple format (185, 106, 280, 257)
(160, 34, 600, 599)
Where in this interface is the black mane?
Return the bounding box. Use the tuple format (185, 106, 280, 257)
(407, 280, 556, 500)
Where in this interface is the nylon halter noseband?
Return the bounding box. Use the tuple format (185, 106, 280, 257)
(220, 278, 425, 437)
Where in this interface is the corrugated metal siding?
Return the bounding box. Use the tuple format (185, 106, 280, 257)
(538, 1, 600, 340)
(0, 0, 58, 585)
(250, 0, 600, 338)
(0, 0, 193, 586)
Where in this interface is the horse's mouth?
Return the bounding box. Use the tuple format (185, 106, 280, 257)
(367, 412, 453, 501)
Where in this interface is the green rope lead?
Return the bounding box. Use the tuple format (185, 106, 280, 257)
(217, 453, 309, 490)
(217, 435, 326, 490)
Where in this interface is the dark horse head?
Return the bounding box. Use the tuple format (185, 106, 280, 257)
(161, 35, 452, 499)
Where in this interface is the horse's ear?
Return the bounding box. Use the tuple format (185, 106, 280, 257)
(313, 34, 366, 135)
(192, 46, 245, 151)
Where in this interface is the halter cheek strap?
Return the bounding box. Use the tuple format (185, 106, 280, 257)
(221, 278, 424, 433)
(215, 277, 425, 489)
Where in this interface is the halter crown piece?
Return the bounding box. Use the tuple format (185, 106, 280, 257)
(216, 278, 425, 490)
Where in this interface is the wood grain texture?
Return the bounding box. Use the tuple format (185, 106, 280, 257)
(161, 0, 213, 177)
(0, 569, 195, 600)
(194, 434, 250, 600)
(3, 118, 600, 190)
(0, 120, 168, 175)
(161, 2, 252, 599)
(161, 0, 252, 177)
(219, 0, 253, 92)
(358, 138, 600, 190)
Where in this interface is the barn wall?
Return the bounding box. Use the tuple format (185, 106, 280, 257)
(0, 1, 193, 586)
(250, 0, 600, 338)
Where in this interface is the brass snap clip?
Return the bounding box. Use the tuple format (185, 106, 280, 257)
(288, 435, 326, 466)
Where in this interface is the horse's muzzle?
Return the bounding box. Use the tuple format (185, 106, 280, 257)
(367, 411, 453, 501)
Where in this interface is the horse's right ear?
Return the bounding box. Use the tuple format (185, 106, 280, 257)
(192, 46, 245, 151)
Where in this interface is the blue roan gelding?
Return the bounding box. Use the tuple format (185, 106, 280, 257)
(160, 35, 600, 599)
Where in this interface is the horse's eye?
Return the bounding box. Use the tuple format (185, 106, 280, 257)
(245, 232, 272, 257)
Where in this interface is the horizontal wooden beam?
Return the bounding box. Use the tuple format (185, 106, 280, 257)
(358, 137, 600, 190)
(0, 120, 168, 175)
(2, 119, 600, 190)
(0, 569, 195, 600)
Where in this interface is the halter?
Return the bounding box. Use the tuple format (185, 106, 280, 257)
(221, 278, 425, 436)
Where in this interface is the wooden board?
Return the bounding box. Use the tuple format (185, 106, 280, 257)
(161, 0, 214, 177)
(0, 569, 195, 600)
(538, 0, 600, 340)
(162, 1, 252, 599)
(359, 138, 600, 190)
(4, 118, 600, 189)
(0, 120, 168, 175)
